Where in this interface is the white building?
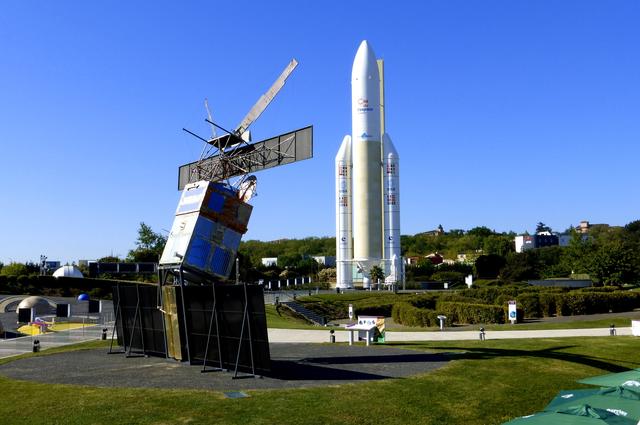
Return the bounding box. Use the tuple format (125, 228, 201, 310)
(261, 257, 278, 267)
(312, 256, 336, 267)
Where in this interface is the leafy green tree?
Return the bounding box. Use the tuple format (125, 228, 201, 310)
(369, 265, 385, 283)
(589, 241, 639, 286)
(98, 256, 121, 263)
(536, 222, 552, 233)
(0, 262, 29, 277)
(500, 251, 541, 282)
(318, 267, 336, 283)
(127, 222, 167, 262)
(483, 235, 514, 257)
(474, 254, 506, 279)
(468, 226, 494, 238)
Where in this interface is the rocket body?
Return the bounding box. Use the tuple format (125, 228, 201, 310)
(336, 40, 401, 289)
(351, 41, 382, 263)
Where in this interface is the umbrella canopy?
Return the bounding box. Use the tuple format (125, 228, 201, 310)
(545, 387, 640, 421)
(503, 404, 640, 425)
(77, 293, 90, 301)
(579, 369, 640, 389)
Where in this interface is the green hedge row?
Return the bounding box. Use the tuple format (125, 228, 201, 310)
(436, 301, 506, 325)
(300, 293, 439, 320)
(0, 274, 133, 299)
(391, 302, 440, 327)
(392, 300, 505, 327)
(513, 291, 640, 318)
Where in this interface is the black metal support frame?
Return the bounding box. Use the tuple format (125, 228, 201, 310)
(108, 285, 125, 354)
(232, 281, 258, 379)
(201, 282, 224, 373)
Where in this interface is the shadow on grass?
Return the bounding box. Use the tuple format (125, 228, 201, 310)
(392, 343, 636, 373)
(268, 352, 449, 381)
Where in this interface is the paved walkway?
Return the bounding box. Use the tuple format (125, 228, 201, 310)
(0, 325, 633, 359)
(268, 327, 633, 343)
(0, 324, 109, 359)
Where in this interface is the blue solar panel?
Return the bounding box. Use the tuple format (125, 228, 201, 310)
(193, 216, 215, 240)
(207, 192, 225, 212)
(222, 229, 242, 251)
(185, 238, 210, 270)
(211, 247, 231, 275)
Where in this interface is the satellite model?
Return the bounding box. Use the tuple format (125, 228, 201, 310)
(112, 59, 313, 378)
(160, 59, 313, 285)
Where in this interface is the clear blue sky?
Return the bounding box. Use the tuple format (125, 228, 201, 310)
(1, 1, 639, 264)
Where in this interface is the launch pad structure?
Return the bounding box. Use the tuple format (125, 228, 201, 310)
(111, 58, 313, 378)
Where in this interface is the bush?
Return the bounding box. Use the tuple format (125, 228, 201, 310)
(555, 291, 640, 316)
(538, 292, 558, 317)
(516, 293, 542, 318)
(437, 301, 505, 324)
(392, 302, 439, 327)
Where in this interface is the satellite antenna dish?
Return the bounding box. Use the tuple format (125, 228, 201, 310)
(238, 175, 258, 202)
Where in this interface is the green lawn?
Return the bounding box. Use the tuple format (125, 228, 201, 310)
(385, 316, 639, 332)
(265, 304, 320, 329)
(1, 337, 639, 424)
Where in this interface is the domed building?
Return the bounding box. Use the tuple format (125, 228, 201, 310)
(16, 296, 56, 316)
(52, 265, 84, 278)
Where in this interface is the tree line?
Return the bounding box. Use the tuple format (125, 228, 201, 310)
(3, 220, 639, 287)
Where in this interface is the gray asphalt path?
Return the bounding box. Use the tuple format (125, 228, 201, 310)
(0, 324, 110, 359)
(0, 343, 449, 390)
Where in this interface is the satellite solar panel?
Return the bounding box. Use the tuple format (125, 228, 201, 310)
(177, 126, 313, 189)
(112, 283, 270, 376)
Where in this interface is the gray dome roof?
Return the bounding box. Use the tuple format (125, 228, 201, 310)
(17, 296, 55, 316)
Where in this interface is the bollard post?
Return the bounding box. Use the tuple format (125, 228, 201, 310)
(33, 339, 40, 353)
(330, 329, 335, 343)
(102, 328, 108, 340)
(610, 324, 616, 336)
(479, 327, 486, 341)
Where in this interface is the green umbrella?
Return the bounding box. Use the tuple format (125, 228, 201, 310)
(503, 404, 640, 424)
(578, 369, 640, 389)
(545, 387, 640, 421)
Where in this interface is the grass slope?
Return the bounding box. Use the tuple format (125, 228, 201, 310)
(1, 337, 639, 424)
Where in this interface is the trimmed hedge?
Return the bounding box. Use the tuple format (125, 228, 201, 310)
(392, 302, 440, 327)
(557, 291, 640, 316)
(437, 301, 506, 325)
(0, 274, 136, 299)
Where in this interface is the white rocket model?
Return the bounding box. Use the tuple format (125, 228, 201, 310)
(335, 40, 401, 289)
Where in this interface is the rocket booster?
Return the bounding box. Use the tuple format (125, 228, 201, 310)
(335, 136, 353, 289)
(336, 40, 401, 289)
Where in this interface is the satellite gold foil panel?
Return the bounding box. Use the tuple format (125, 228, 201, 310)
(162, 286, 182, 361)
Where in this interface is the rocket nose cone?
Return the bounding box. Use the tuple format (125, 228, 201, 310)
(352, 40, 378, 79)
